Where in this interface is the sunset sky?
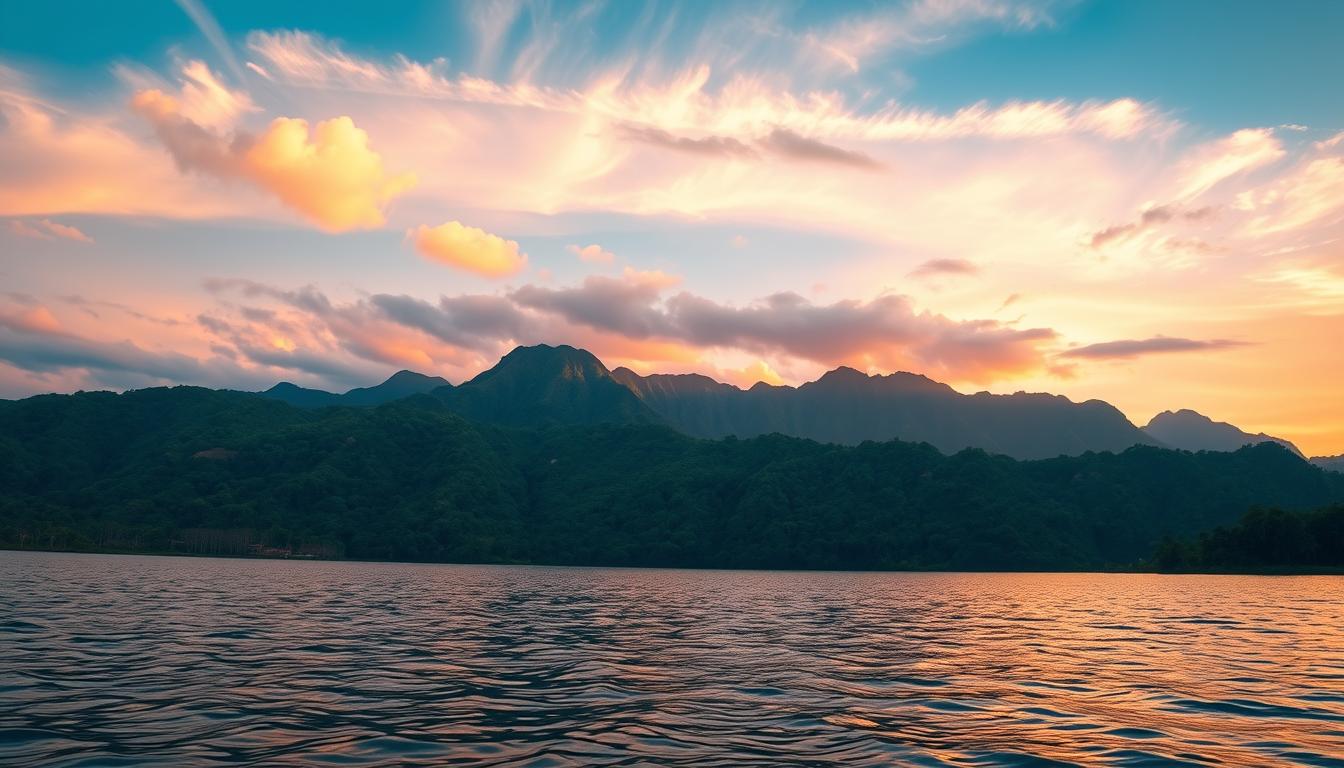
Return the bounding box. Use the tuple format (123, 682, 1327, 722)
(1, 0, 1342, 455)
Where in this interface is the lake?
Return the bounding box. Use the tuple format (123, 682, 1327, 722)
(2, 551, 1342, 766)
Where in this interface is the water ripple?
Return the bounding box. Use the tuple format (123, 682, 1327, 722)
(2, 552, 1343, 766)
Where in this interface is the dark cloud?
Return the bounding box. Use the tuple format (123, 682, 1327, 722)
(370, 293, 532, 350)
(233, 341, 370, 383)
(510, 274, 672, 339)
(759, 128, 883, 170)
(510, 276, 1054, 380)
(908, 258, 979, 278)
(204, 278, 333, 315)
(617, 124, 757, 158)
(1058, 336, 1248, 360)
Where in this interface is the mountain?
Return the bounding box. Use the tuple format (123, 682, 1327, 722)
(2, 386, 1339, 570)
(1143, 409, 1303, 457)
(342, 370, 451, 406)
(1312, 455, 1344, 473)
(434, 344, 663, 428)
(613, 364, 1157, 460)
(260, 370, 450, 408)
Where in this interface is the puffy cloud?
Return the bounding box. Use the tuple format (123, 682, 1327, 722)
(1058, 336, 1248, 360)
(7, 219, 93, 243)
(245, 115, 417, 231)
(567, 243, 616, 264)
(409, 221, 528, 277)
(132, 81, 417, 231)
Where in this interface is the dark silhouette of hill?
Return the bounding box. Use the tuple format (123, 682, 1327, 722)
(1312, 454, 1344, 473)
(612, 364, 1157, 460)
(432, 344, 663, 427)
(250, 346, 1332, 463)
(3, 386, 1341, 571)
(261, 370, 449, 408)
(1143, 409, 1303, 457)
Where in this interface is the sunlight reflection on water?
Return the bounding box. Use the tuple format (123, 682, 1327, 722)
(2, 551, 1343, 766)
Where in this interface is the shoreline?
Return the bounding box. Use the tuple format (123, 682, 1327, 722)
(6, 546, 1343, 577)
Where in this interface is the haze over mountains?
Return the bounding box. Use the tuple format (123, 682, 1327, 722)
(1143, 409, 1304, 457)
(256, 344, 1324, 464)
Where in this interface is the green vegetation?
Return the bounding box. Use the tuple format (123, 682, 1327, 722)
(3, 387, 1342, 571)
(1153, 505, 1344, 573)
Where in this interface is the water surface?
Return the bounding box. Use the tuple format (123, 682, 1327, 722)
(3, 551, 1343, 766)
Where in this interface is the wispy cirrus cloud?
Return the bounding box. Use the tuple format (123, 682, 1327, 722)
(909, 258, 979, 278)
(7, 218, 93, 243)
(1058, 336, 1248, 361)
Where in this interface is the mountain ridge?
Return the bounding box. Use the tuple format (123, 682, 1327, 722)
(249, 344, 1325, 461)
(1143, 408, 1303, 457)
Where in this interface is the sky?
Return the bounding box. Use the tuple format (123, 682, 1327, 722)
(1, 0, 1342, 455)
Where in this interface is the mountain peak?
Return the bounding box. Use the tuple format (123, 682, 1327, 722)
(1144, 409, 1303, 457)
(441, 344, 659, 427)
(476, 344, 611, 385)
(385, 369, 441, 384)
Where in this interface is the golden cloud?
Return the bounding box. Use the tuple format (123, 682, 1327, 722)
(409, 221, 528, 278)
(133, 87, 416, 232)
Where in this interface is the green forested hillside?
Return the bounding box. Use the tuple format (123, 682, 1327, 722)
(2, 386, 1341, 570)
(1154, 505, 1344, 572)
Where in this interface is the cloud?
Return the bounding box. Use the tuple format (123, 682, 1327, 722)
(567, 243, 616, 264)
(410, 222, 528, 277)
(132, 76, 417, 231)
(1176, 128, 1285, 199)
(513, 271, 1054, 382)
(172, 0, 246, 82)
(1058, 336, 1248, 360)
(369, 293, 533, 350)
(1240, 156, 1344, 236)
(0, 67, 246, 219)
(719, 359, 784, 388)
(511, 269, 677, 339)
(1088, 203, 1217, 249)
(803, 0, 1060, 72)
(245, 31, 1171, 143)
(7, 219, 93, 243)
(616, 124, 756, 158)
(909, 258, 979, 278)
(1316, 131, 1344, 151)
(0, 303, 208, 383)
(759, 128, 883, 170)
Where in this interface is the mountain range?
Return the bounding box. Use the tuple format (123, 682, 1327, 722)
(255, 344, 1330, 465)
